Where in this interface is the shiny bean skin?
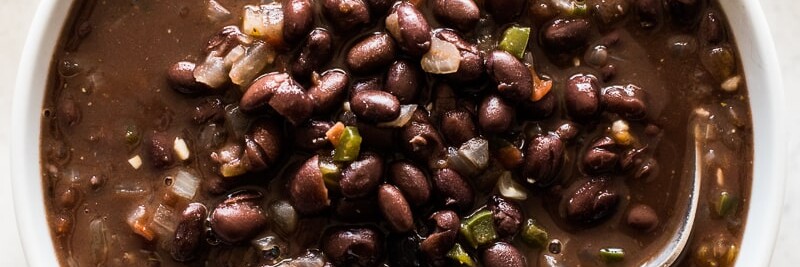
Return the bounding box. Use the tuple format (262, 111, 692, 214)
(386, 2, 432, 57)
(434, 29, 485, 83)
(351, 90, 401, 122)
(389, 160, 431, 206)
(591, 0, 630, 25)
(292, 28, 333, 80)
(294, 120, 333, 151)
(240, 72, 313, 125)
(167, 61, 207, 94)
(147, 131, 174, 169)
(541, 19, 591, 52)
(479, 94, 515, 134)
(486, 0, 525, 23)
(308, 69, 350, 113)
(401, 119, 446, 162)
(170, 203, 207, 262)
(385, 60, 422, 104)
(488, 196, 523, 238)
(432, 0, 480, 31)
(432, 168, 474, 212)
(522, 134, 565, 187)
(563, 177, 620, 225)
(346, 33, 398, 74)
(289, 155, 331, 215)
(209, 191, 268, 244)
(192, 98, 224, 125)
(440, 109, 477, 146)
(282, 0, 314, 43)
(341, 152, 384, 198)
(564, 74, 601, 120)
(378, 184, 415, 233)
(243, 119, 282, 172)
(322, 0, 370, 31)
(420, 210, 460, 264)
(699, 10, 725, 45)
(486, 50, 533, 101)
(582, 136, 619, 174)
(482, 242, 526, 267)
(601, 84, 648, 120)
(322, 226, 384, 267)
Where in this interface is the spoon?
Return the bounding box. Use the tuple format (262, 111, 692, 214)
(640, 127, 703, 267)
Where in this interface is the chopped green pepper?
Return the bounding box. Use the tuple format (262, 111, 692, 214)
(318, 158, 341, 189)
(521, 219, 548, 248)
(460, 210, 497, 248)
(446, 243, 476, 267)
(333, 126, 362, 162)
(599, 247, 625, 263)
(498, 26, 531, 59)
(714, 191, 738, 217)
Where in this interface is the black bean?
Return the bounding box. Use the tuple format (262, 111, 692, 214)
(582, 136, 619, 174)
(205, 26, 248, 55)
(486, 0, 525, 23)
(563, 177, 619, 225)
(627, 203, 659, 232)
(600, 64, 617, 82)
(341, 152, 384, 198)
(146, 131, 173, 169)
(486, 50, 533, 101)
(634, 0, 663, 29)
(308, 69, 350, 113)
(57, 96, 81, 127)
(386, 2, 432, 57)
(401, 120, 446, 162)
(479, 94, 515, 134)
(432, 168, 474, 212)
(634, 157, 658, 181)
(294, 120, 333, 151)
(365, 0, 394, 15)
(283, 0, 314, 43)
(541, 18, 591, 52)
(441, 109, 477, 146)
(591, 0, 630, 25)
(699, 10, 725, 45)
(378, 184, 415, 233)
(666, 0, 704, 25)
(351, 90, 401, 122)
(240, 72, 313, 125)
(434, 29, 485, 83)
(167, 61, 207, 94)
(482, 242, 526, 267)
(601, 84, 648, 120)
(488, 196, 523, 238)
(420, 210, 460, 264)
(346, 33, 397, 74)
(322, 226, 384, 267)
(565, 74, 601, 120)
(289, 155, 331, 215)
(522, 134, 565, 187)
(192, 98, 224, 124)
(351, 77, 383, 95)
(432, 0, 479, 31)
(554, 121, 580, 142)
(388, 234, 427, 267)
(385, 60, 422, 104)
(171, 203, 207, 262)
(322, 0, 370, 31)
(519, 90, 557, 120)
(243, 119, 282, 172)
(210, 191, 268, 243)
(389, 161, 431, 206)
(292, 28, 334, 80)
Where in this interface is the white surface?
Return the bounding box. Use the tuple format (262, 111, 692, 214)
(0, 0, 797, 266)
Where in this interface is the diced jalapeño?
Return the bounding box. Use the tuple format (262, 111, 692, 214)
(446, 243, 476, 267)
(521, 219, 549, 248)
(499, 26, 531, 59)
(333, 126, 362, 162)
(460, 210, 497, 248)
(599, 247, 625, 263)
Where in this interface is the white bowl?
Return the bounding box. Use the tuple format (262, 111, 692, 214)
(12, 0, 786, 266)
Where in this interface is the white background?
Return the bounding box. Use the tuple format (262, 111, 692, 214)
(0, 0, 797, 265)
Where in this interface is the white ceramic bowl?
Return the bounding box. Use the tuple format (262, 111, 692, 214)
(12, 0, 786, 266)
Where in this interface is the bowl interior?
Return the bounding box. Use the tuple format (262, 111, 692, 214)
(11, 0, 785, 266)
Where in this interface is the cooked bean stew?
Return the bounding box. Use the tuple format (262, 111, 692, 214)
(41, 0, 752, 266)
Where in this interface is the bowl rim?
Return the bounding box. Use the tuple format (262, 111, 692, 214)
(11, 0, 786, 266)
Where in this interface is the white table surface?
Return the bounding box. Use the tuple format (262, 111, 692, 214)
(0, 0, 797, 265)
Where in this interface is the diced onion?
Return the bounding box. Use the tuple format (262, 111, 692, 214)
(173, 137, 191, 161)
(127, 205, 155, 241)
(378, 105, 418, 128)
(207, 0, 232, 22)
(128, 155, 142, 170)
(270, 201, 299, 234)
(194, 55, 229, 88)
(223, 45, 246, 66)
(447, 138, 489, 177)
(497, 171, 528, 200)
(421, 37, 461, 74)
(230, 41, 275, 86)
(170, 170, 200, 201)
(89, 218, 109, 265)
(242, 3, 284, 47)
(150, 204, 178, 239)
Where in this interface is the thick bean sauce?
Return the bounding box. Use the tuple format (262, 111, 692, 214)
(40, 0, 752, 266)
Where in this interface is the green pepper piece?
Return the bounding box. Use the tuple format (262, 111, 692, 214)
(318, 158, 341, 189)
(570, 0, 588, 17)
(715, 191, 738, 217)
(521, 219, 548, 248)
(333, 126, 362, 162)
(599, 247, 625, 263)
(446, 243, 476, 267)
(498, 26, 531, 59)
(460, 210, 497, 248)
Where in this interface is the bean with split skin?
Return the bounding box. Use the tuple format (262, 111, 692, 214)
(341, 152, 384, 198)
(240, 72, 313, 125)
(582, 136, 619, 174)
(486, 0, 525, 23)
(322, 0, 370, 31)
(308, 69, 349, 113)
(401, 119, 446, 162)
(322, 226, 385, 267)
(385, 60, 422, 104)
(563, 177, 620, 225)
(378, 184, 414, 233)
(420, 210, 460, 264)
(389, 160, 431, 206)
(434, 29, 485, 83)
(289, 155, 331, 215)
(386, 2, 432, 57)
(350, 90, 401, 122)
(441, 109, 477, 146)
(294, 120, 333, 151)
(209, 191, 268, 244)
(170, 203, 207, 262)
(482, 242, 526, 267)
(432, 168, 474, 212)
(486, 50, 533, 102)
(488, 196, 523, 238)
(432, 0, 479, 32)
(167, 61, 207, 94)
(282, 0, 314, 43)
(291, 28, 333, 81)
(565, 74, 601, 120)
(523, 134, 565, 187)
(346, 33, 397, 74)
(541, 18, 591, 52)
(243, 120, 282, 172)
(479, 94, 515, 134)
(601, 84, 648, 120)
